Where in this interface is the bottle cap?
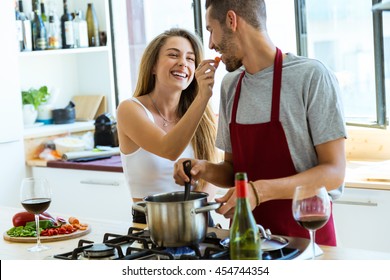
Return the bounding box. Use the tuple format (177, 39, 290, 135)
(235, 172, 248, 198)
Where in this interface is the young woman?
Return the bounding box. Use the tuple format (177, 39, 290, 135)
(117, 28, 220, 223)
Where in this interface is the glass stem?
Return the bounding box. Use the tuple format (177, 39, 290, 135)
(309, 229, 316, 260)
(35, 214, 41, 248)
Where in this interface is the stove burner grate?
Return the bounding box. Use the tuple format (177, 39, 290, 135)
(83, 243, 116, 258)
(53, 227, 300, 260)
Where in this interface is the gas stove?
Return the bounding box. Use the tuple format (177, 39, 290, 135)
(53, 226, 309, 260)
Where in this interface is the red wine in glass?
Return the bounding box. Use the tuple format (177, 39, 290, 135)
(296, 215, 329, 231)
(292, 186, 330, 259)
(20, 178, 52, 252)
(21, 198, 51, 214)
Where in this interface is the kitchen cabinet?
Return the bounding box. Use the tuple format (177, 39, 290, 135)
(32, 166, 132, 222)
(18, 0, 116, 123)
(0, 1, 26, 208)
(332, 187, 390, 252)
(16, 0, 119, 170)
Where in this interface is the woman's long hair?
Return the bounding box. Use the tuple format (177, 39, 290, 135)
(133, 28, 218, 190)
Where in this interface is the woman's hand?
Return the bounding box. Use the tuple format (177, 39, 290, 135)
(173, 158, 207, 186)
(195, 59, 219, 99)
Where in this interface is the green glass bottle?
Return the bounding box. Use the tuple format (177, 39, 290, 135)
(60, 0, 74, 49)
(230, 172, 262, 260)
(86, 3, 100, 47)
(40, 1, 47, 23)
(31, 0, 47, 50)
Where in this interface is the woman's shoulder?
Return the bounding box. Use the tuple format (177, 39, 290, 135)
(117, 97, 146, 111)
(117, 96, 154, 121)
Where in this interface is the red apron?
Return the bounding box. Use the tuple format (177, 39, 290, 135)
(229, 48, 336, 246)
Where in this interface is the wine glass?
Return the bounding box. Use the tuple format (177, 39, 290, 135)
(292, 186, 330, 260)
(20, 177, 52, 252)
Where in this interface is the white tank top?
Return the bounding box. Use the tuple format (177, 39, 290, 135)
(120, 97, 195, 199)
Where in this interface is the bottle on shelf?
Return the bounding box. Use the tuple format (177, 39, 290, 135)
(47, 15, 60, 50)
(47, 0, 62, 48)
(229, 172, 262, 260)
(19, 0, 33, 51)
(40, 0, 47, 23)
(31, 0, 47, 50)
(15, 0, 24, 51)
(73, 11, 89, 48)
(60, 0, 74, 48)
(86, 3, 100, 47)
(40, 0, 49, 35)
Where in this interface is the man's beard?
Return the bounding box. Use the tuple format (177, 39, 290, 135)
(219, 31, 243, 72)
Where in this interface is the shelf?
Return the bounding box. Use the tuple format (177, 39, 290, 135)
(18, 46, 110, 57)
(23, 121, 95, 139)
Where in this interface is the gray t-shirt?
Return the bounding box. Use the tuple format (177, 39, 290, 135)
(216, 52, 347, 199)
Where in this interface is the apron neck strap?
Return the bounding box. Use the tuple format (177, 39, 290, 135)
(231, 71, 245, 124)
(271, 48, 283, 122)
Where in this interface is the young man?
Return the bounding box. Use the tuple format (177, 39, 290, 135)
(173, 0, 346, 246)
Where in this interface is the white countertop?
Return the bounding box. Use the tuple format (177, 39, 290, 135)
(345, 160, 390, 191)
(1, 206, 390, 260)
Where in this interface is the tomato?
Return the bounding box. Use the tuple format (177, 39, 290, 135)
(58, 227, 66, 234)
(214, 56, 221, 67)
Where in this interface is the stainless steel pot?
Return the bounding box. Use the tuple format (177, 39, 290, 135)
(132, 191, 221, 247)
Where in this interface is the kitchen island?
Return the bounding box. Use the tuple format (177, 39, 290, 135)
(1, 206, 390, 260)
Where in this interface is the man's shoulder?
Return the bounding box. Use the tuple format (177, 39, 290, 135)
(285, 53, 332, 73)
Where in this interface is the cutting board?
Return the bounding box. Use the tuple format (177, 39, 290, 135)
(3, 226, 91, 243)
(72, 95, 107, 121)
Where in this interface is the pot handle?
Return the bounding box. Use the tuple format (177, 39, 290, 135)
(193, 202, 221, 214)
(132, 201, 147, 214)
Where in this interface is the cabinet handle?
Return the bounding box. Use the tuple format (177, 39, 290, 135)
(333, 200, 378, 207)
(80, 180, 120, 186)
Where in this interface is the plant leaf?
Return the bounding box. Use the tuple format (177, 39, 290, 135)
(21, 86, 51, 110)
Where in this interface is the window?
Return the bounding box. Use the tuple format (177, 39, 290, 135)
(297, 0, 390, 128)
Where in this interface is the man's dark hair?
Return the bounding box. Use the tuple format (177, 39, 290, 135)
(205, 0, 267, 31)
